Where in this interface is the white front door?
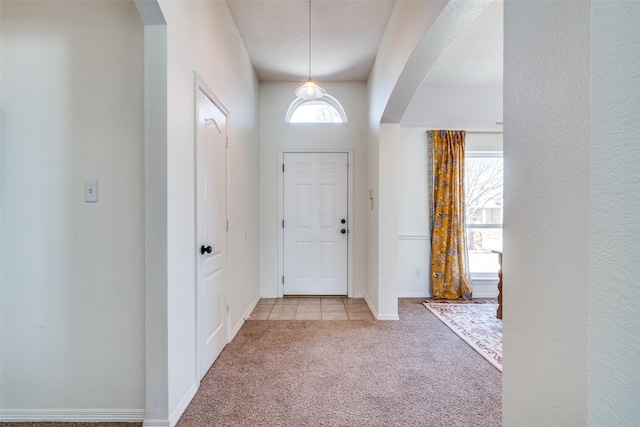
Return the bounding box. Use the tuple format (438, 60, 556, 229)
(283, 152, 348, 295)
(196, 86, 228, 380)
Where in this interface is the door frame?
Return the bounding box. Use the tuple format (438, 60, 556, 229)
(193, 72, 230, 380)
(278, 149, 354, 298)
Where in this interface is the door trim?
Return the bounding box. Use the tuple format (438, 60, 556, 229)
(193, 72, 230, 381)
(278, 149, 354, 298)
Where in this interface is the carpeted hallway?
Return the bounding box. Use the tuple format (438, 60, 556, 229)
(177, 298, 501, 426)
(1, 299, 501, 427)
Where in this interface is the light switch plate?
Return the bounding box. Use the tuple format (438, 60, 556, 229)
(85, 180, 98, 202)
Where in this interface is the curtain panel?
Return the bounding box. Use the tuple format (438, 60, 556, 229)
(428, 130, 472, 300)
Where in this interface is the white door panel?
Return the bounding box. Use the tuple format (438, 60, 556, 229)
(196, 87, 228, 380)
(283, 152, 348, 295)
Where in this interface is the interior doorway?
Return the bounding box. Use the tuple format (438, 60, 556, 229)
(195, 76, 229, 380)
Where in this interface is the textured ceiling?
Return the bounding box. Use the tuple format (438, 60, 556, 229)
(226, 0, 396, 82)
(226, 0, 504, 123)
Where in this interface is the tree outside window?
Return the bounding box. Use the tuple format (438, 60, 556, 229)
(465, 154, 503, 275)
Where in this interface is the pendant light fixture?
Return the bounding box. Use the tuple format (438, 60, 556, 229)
(295, 0, 326, 100)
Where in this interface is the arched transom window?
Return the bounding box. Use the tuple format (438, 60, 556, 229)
(285, 94, 348, 123)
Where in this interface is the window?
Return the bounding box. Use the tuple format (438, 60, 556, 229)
(285, 94, 348, 123)
(465, 153, 503, 276)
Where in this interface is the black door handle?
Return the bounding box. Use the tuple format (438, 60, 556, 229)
(200, 245, 213, 254)
(341, 229, 346, 234)
(341, 219, 346, 224)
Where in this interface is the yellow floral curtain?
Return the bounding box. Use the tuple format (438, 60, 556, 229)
(428, 130, 472, 300)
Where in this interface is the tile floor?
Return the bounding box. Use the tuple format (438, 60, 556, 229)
(249, 297, 375, 320)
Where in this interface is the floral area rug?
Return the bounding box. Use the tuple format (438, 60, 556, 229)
(422, 301, 502, 372)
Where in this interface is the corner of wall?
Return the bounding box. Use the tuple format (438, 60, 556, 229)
(139, 16, 170, 427)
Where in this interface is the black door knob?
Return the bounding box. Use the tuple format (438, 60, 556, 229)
(200, 245, 213, 254)
(341, 219, 346, 224)
(341, 229, 346, 234)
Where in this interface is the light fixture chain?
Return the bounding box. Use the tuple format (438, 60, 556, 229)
(308, 0, 312, 79)
(294, 0, 325, 100)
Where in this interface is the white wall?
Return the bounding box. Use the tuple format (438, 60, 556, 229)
(1, 0, 145, 420)
(503, 1, 590, 425)
(259, 82, 367, 298)
(366, 1, 446, 317)
(157, 1, 260, 424)
(396, 128, 502, 298)
(589, 2, 640, 425)
(382, 0, 490, 123)
(402, 85, 503, 129)
(365, 122, 380, 310)
(369, 2, 447, 126)
(376, 124, 400, 319)
(397, 128, 430, 298)
(140, 22, 170, 427)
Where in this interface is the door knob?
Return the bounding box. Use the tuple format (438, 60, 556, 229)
(341, 229, 347, 234)
(200, 245, 213, 254)
(341, 219, 346, 224)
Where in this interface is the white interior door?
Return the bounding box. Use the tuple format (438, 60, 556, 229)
(196, 86, 228, 380)
(283, 152, 348, 295)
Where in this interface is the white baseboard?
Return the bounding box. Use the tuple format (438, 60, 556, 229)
(364, 294, 400, 320)
(398, 292, 432, 298)
(0, 409, 145, 423)
(397, 281, 497, 299)
(376, 313, 400, 320)
(143, 419, 171, 427)
(398, 291, 498, 298)
(231, 294, 261, 338)
(168, 381, 198, 427)
(364, 294, 377, 318)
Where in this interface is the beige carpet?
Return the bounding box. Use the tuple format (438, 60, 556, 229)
(177, 298, 501, 427)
